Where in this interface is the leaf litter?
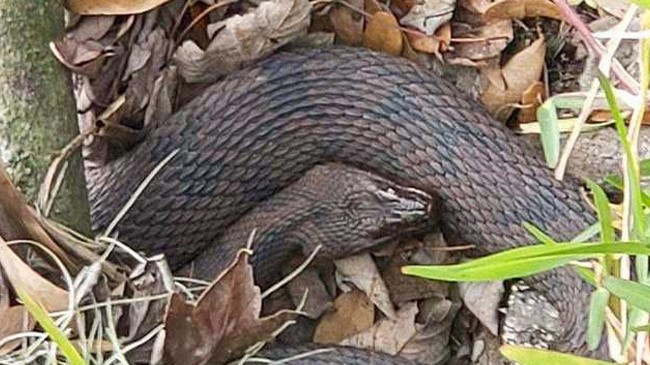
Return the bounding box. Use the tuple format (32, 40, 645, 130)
(3, 0, 646, 364)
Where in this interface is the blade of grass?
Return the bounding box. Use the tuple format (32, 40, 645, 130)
(15, 287, 84, 365)
(603, 276, 650, 313)
(598, 73, 645, 240)
(402, 242, 650, 282)
(588, 287, 609, 350)
(500, 345, 616, 365)
(586, 179, 615, 243)
(523, 222, 558, 245)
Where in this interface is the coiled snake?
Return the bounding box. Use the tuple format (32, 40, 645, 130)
(85, 46, 605, 361)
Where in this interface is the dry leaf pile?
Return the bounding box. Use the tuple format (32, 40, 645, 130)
(3, 0, 645, 364)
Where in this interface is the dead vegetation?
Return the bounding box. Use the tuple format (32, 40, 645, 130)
(0, 0, 648, 364)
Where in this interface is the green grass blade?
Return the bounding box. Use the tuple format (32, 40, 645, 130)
(537, 98, 561, 168)
(575, 265, 598, 287)
(603, 276, 650, 313)
(15, 287, 84, 365)
(598, 73, 645, 239)
(587, 288, 609, 350)
(523, 222, 558, 245)
(640, 158, 650, 177)
(629, 0, 650, 10)
(500, 345, 616, 365)
(571, 223, 600, 243)
(402, 242, 650, 282)
(585, 179, 614, 243)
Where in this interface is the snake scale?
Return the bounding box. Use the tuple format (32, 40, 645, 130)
(85, 46, 606, 360)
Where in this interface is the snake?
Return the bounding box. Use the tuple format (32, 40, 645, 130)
(85, 46, 607, 360)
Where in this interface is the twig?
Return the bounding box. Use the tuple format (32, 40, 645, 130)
(553, 0, 639, 93)
(554, 4, 638, 180)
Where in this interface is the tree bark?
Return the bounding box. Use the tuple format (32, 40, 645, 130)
(0, 1, 90, 233)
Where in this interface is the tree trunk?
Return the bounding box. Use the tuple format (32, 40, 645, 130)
(0, 1, 90, 233)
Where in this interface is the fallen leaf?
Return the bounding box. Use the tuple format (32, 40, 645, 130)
(399, 297, 460, 364)
(437, 22, 452, 52)
(313, 290, 374, 344)
(122, 42, 152, 81)
(329, 0, 364, 45)
(406, 33, 440, 54)
(481, 58, 506, 91)
(340, 301, 419, 355)
(0, 306, 35, 356)
(483, 0, 562, 21)
(163, 250, 297, 365)
(144, 66, 178, 128)
(68, 16, 115, 42)
(480, 36, 546, 120)
(390, 1, 410, 18)
(174, 0, 311, 83)
(458, 0, 494, 14)
(518, 81, 545, 123)
(64, 0, 174, 15)
(365, 0, 384, 14)
(335, 254, 396, 319)
(459, 281, 504, 335)
(593, 0, 629, 18)
(126, 258, 172, 347)
(51, 37, 113, 77)
(399, 0, 455, 35)
(0, 236, 69, 312)
(363, 11, 403, 56)
(383, 249, 448, 304)
(447, 20, 513, 62)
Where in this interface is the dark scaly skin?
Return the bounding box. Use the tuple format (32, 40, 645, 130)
(243, 344, 420, 364)
(186, 163, 436, 286)
(86, 47, 602, 356)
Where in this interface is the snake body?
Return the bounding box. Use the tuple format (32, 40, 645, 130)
(86, 47, 601, 356)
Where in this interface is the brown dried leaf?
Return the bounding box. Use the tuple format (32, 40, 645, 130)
(458, 0, 493, 14)
(313, 290, 374, 344)
(0, 306, 35, 356)
(174, 0, 311, 83)
(593, 0, 629, 18)
(65, 0, 173, 15)
(518, 81, 545, 123)
(144, 66, 178, 128)
(0, 237, 69, 312)
(163, 250, 297, 365)
(363, 11, 403, 56)
(329, 0, 364, 46)
(437, 22, 451, 52)
(383, 252, 448, 304)
(483, 0, 562, 21)
(399, 297, 459, 364)
(459, 281, 504, 335)
(365, 0, 384, 14)
(448, 20, 513, 63)
(51, 37, 111, 77)
(480, 36, 546, 120)
(399, 0, 454, 35)
(391, 0, 415, 17)
(407, 33, 440, 54)
(481, 58, 506, 91)
(335, 254, 395, 319)
(68, 16, 115, 42)
(0, 164, 72, 268)
(340, 301, 419, 354)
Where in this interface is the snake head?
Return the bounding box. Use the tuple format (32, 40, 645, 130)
(292, 164, 438, 258)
